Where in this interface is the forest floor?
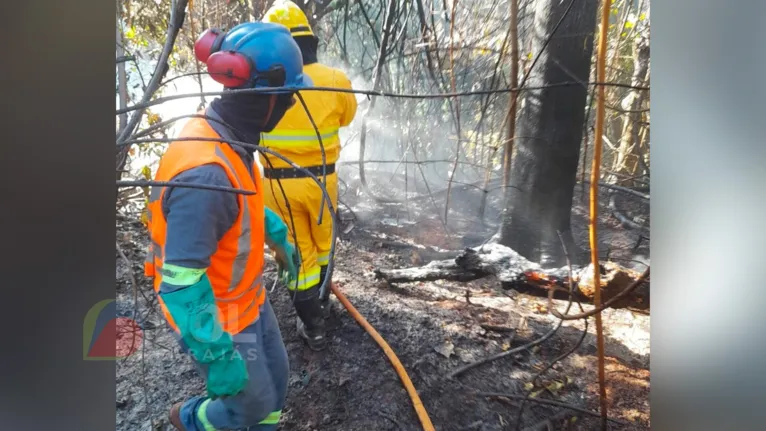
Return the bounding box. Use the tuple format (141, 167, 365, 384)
(116, 176, 650, 431)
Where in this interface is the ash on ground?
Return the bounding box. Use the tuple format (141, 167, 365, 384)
(116, 180, 650, 431)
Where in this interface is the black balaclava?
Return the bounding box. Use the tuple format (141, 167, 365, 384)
(294, 35, 319, 65)
(211, 91, 294, 153)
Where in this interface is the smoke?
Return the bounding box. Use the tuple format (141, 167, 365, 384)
(320, 53, 489, 206)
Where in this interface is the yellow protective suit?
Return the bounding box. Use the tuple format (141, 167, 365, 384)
(260, 63, 357, 292)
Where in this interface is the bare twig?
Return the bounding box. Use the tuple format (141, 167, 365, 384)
(115, 241, 140, 346)
(590, 0, 613, 426)
(443, 0, 463, 223)
(116, 180, 256, 195)
(512, 232, 589, 430)
(116, 0, 188, 146)
(608, 194, 649, 231)
(115, 241, 152, 426)
(502, 0, 520, 187)
(448, 324, 556, 379)
(580, 180, 649, 200)
(115, 81, 650, 116)
(357, 0, 401, 205)
(479, 393, 628, 425)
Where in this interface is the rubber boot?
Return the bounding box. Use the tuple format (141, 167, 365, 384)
(290, 285, 327, 351)
(168, 402, 186, 430)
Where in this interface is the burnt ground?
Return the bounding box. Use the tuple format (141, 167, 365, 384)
(116, 176, 650, 431)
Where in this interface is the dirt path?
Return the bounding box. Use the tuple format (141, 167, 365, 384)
(116, 188, 650, 431)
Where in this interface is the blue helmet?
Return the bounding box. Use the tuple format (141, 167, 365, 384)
(195, 22, 312, 91)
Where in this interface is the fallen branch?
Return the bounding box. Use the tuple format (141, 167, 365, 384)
(375, 243, 649, 310)
(581, 180, 649, 200)
(448, 329, 528, 379)
(477, 393, 628, 425)
(609, 194, 648, 231)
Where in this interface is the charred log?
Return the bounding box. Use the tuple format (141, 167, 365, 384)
(374, 243, 649, 310)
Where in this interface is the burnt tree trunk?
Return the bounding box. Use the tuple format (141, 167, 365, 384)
(499, 0, 598, 267)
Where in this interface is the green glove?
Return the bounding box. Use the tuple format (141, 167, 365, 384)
(160, 274, 249, 398)
(264, 207, 288, 247)
(276, 242, 299, 284)
(206, 354, 249, 399)
(264, 207, 300, 284)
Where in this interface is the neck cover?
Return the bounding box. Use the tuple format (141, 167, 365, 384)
(210, 91, 294, 153)
(294, 35, 319, 65)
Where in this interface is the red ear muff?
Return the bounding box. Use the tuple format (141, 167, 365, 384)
(206, 51, 253, 88)
(194, 28, 226, 63)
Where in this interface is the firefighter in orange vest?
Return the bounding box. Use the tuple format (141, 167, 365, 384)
(144, 22, 310, 430)
(261, 0, 358, 351)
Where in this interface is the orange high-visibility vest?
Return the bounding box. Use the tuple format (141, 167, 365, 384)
(144, 117, 266, 335)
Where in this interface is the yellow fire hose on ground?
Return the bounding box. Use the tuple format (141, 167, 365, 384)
(330, 283, 436, 431)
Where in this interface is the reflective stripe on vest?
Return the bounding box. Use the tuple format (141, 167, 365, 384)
(261, 127, 340, 149)
(143, 239, 164, 277)
(144, 115, 266, 335)
(214, 145, 252, 292)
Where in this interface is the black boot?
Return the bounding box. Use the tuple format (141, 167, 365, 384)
(289, 285, 327, 351)
(318, 265, 332, 318)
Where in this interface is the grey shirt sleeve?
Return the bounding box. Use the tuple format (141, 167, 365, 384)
(159, 164, 239, 293)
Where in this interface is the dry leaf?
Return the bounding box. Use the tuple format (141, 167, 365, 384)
(147, 112, 162, 126)
(501, 343, 510, 351)
(523, 382, 534, 391)
(546, 380, 565, 394)
(434, 341, 455, 358)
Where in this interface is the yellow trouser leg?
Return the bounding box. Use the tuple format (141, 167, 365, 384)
(309, 173, 338, 269)
(264, 177, 321, 292)
(265, 174, 330, 350)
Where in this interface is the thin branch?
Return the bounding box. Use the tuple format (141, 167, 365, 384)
(116, 0, 189, 189)
(478, 393, 628, 425)
(358, 0, 398, 202)
(590, 0, 613, 426)
(116, 180, 256, 195)
(115, 81, 650, 116)
(447, 324, 559, 379)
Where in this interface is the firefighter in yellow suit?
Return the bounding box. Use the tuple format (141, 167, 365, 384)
(261, 0, 358, 351)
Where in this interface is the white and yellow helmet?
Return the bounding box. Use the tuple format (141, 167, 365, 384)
(262, 0, 314, 38)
